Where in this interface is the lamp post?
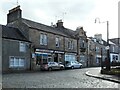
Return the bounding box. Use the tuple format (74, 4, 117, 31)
(95, 18, 110, 71)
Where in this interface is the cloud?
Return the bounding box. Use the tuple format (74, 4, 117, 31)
(0, 0, 119, 40)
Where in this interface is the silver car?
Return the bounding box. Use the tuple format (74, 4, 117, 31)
(65, 61, 82, 69)
(40, 62, 64, 71)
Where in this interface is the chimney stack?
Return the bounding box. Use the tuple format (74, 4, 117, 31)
(56, 19, 63, 28)
(7, 5, 22, 23)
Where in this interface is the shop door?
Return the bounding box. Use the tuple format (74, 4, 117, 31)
(54, 54, 58, 62)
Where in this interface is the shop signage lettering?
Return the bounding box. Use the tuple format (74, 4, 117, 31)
(36, 49, 53, 53)
(55, 51, 64, 54)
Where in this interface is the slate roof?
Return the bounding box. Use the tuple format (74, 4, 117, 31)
(2, 25, 29, 42)
(22, 18, 76, 38)
(109, 38, 120, 45)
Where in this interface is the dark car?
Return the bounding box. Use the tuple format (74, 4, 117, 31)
(40, 62, 64, 71)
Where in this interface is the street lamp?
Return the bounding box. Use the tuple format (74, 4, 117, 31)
(95, 18, 110, 71)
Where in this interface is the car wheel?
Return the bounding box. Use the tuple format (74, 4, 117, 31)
(71, 66, 74, 69)
(48, 67, 52, 71)
(79, 66, 82, 69)
(60, 66, 64, 70)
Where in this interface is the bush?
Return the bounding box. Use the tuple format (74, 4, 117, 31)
(101, 68, 120, 75)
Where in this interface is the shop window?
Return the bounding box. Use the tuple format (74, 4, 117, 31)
(65, 54, 75, 61)
(40, 34, 47, 45)
(36, 53, 48, 64)
(19, 42, 26, 52)
(48, 57, 52, 62)
(43, 55, 48, 63)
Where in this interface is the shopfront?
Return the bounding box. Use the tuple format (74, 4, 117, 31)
(35, 49, 65, 65)
(65, 53, 76, 62)
(54, 51, 64, 63)
(35, 49, 54, 65)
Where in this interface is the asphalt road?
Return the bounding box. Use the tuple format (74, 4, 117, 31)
(2, 67, 120, 88)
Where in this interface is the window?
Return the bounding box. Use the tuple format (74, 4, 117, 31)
(19, 42, 26, 52)
(68, 41, 71, 49)
(82, 40, 85, 47)
(19, 58, 25, 67)
(65, 54, 76, 61)
(40, 34, 47, 45)
(14, 58, 19, 67)
(68, 40, 74, 49)
(80, 40, 85, 48)
(96, 47, 99, 52)
(113, 46, 115, 52)
(9, 57, 25, 68)
(56, 37, 60, 47)
(71, 41, 74, 49)
(9, 57, 14, 67)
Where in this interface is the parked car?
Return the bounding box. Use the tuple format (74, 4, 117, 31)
(65, 61, 82, 69)
(40, 62, 64, 71)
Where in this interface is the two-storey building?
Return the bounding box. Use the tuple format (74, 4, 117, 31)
(1, 25, 31, 72)
(6, 6, 77, 70)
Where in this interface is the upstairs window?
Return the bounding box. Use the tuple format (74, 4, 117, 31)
(68, 40, 74, 49)
(80, 40, 85, 48)
(56, 37, 60, 47)
(40, 34, 47, 45)
(96, 46, 100, 52)
(19, 42, 26, 52)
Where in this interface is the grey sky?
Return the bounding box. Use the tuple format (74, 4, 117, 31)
(0, 0, 119, 40)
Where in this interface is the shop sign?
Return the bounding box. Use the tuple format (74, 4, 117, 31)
(36, 49, 53, 53)
(54, 51, 64, 54)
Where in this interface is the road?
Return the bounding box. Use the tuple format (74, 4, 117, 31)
(2, 67, 119, 88)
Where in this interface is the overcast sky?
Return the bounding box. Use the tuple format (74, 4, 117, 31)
(0, 0, 119, 41)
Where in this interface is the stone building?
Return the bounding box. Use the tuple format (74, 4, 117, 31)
(87, 34, 107, 67)
(1, 25, 31, 72)
(6, 6, 78, 70)
(2, 6, 94, 70)
(109, 38, 120, 63)
(75, 27, 88, 67)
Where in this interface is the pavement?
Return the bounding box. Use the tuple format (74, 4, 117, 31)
(85, 68, 120, 84)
